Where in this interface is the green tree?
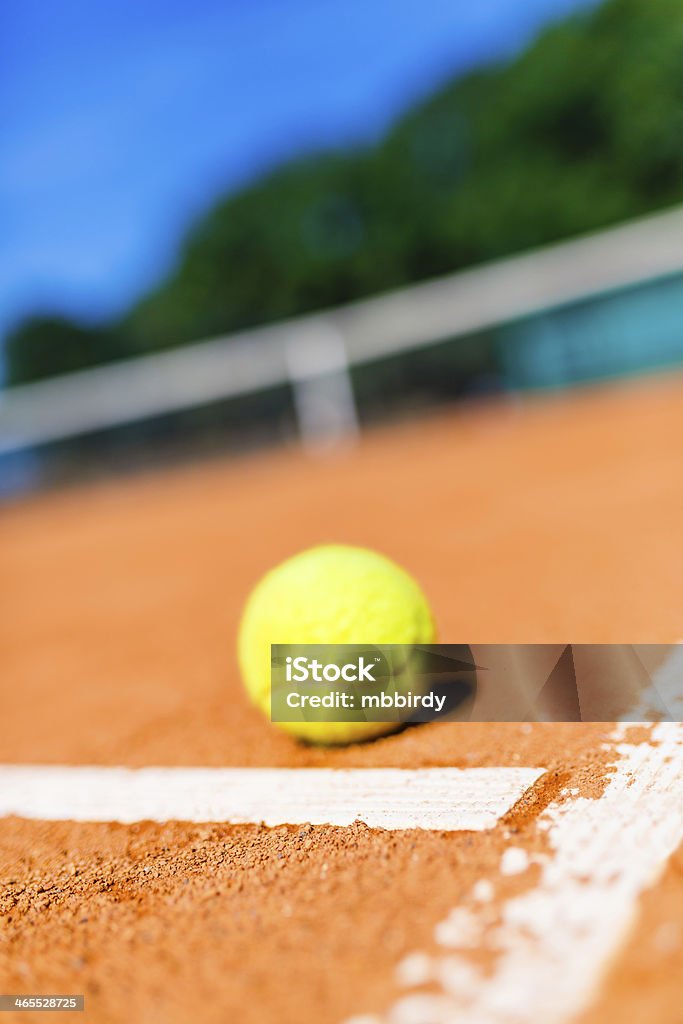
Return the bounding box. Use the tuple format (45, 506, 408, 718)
(5, 316, 125, 386)
(124, 0, 683, 358)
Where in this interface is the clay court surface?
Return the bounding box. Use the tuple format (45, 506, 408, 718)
(1, 372, 683, 1023)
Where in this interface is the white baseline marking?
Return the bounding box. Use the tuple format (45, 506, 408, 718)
(0, 766, 542, 832)
(360, 723, 683, 1024)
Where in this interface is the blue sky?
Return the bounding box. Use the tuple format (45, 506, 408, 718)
(0, 0, 599, 343)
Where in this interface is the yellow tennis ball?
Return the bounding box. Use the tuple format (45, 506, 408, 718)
(238, 544, 437, 745)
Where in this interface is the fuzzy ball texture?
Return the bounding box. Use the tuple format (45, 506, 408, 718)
(237, 544, 437, 745)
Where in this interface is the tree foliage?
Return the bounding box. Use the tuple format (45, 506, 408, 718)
(9, 0, 683, 384)
(5, 317, 124, 385)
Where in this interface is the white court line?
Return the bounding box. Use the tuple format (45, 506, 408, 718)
(0, 766, 542, 832)
(355, 722, 683, 1024)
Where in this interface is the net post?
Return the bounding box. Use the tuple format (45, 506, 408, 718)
(285, 321, 359, 451)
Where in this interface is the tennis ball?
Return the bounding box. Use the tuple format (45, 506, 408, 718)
(238, 544, 436, 745)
